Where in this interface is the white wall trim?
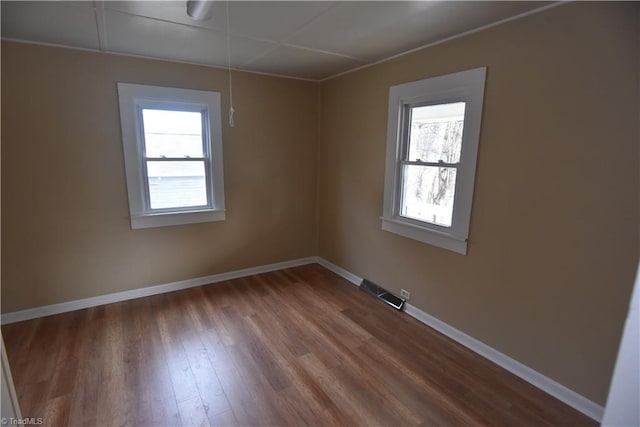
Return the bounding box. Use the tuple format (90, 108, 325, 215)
(0, 257, 318, 325)
(316, 257, 362, 286)
(1, 255, 605, 421)
(403, 304, 604, 422)
(316, 257, 604, 422)
(3, 2, 563, 84)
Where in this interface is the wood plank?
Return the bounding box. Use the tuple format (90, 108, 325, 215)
(2, 264, 596, 427)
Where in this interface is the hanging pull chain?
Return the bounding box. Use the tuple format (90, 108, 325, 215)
(225, 0, 235, 127)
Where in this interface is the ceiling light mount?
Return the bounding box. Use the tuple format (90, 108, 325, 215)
(186, 0, 213, 21)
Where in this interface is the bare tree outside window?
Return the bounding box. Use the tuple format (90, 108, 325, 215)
(383, 67, 485, 253)
(401, 103, 465, 227)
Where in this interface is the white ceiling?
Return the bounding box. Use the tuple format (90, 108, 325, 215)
(1, 1, 552, 81)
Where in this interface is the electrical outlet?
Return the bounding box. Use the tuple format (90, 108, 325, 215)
(400, 289, 410, 300)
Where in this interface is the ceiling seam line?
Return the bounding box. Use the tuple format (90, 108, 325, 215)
(0, 38, 322, 83)
(93, 1, 107, 51)
(100, 4, 288, 47)
(278, 42, 369, 62)
(276, 1, 338, 45)
(319, 1, 567, 82)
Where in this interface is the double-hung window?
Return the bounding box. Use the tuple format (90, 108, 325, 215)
(117, 83, 225, 229)
(382, 68, 486, 254)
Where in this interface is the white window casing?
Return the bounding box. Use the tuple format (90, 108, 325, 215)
(117, 83, 225, 229)
(382, 67, 486, 254)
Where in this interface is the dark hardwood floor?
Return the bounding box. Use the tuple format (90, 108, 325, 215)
(2, 264, 596, 426)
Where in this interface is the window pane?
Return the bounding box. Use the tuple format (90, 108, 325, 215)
(408, 102, 465, 164)
(147, 161, 207, 209)
(142, 109, 204, 158)
(401, 165, 457, 227)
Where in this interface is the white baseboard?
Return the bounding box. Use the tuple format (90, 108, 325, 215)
(316, 257, 362, 286)
(0, 257, 318, 325)
(316, 257, 604, 422)
(1, 255, 604, 421)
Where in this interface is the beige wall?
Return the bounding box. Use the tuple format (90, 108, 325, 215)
(2, 1, 638, 409)
(1, 42, 318, 313)
(318, 2, 639, 405)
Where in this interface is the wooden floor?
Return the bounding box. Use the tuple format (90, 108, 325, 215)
(3, 264, 595, 426)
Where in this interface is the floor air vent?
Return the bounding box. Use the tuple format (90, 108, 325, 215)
(360, 279, 405, 310)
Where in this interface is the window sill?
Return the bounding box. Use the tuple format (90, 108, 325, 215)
(131, 209, 226, 229)
(380, 217, 467, 255)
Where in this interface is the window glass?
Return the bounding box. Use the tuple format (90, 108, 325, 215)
(401, 165, 457, 227)
(147, 161, 207, 209)
(119, 83, 226, 228)
(382, 67, 485, 253)
(407, 102, 465, 164)
(142, 109, 204, 158)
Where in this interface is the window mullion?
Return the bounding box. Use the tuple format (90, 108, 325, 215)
(144, 157, 206, 161)
(401, 160, 460, 168)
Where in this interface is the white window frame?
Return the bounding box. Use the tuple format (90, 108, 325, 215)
(117, 83, 225, 229)
(382, 67, 486, 254)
